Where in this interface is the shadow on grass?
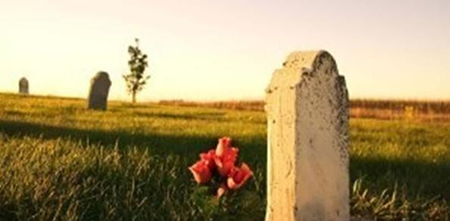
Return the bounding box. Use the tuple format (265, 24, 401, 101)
(350, 156, 450, 201)
(0, 119, 203, 156)
(0, 119, 266, 163)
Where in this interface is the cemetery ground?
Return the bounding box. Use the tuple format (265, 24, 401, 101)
(0, 92, 449, 220)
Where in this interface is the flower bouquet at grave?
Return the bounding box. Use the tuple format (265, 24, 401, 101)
(189, 137, 258, 218)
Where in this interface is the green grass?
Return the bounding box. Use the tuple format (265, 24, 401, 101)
(0, 93, 449, 220)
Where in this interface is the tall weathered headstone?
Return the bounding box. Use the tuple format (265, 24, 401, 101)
(19, 77, 29, 94)
(265, 51, 349, 221)
(87, 71, 111, 110)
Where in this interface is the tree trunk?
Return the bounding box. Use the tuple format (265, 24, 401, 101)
(132, 91, 136, 103)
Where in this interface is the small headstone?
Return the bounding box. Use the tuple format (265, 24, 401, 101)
(19, 77, 29, 94)
(87, 71, 111, 110)
(265, 51, 349, 220)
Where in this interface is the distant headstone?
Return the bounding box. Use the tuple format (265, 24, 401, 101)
(87, 71, 111, 110)
(19, 77, 29, 94)
(265, 51, 349, 221)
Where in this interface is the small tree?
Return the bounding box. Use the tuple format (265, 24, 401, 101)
(123, 38, 149, 103)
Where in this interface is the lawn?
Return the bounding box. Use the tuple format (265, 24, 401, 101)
(0, 93, 449, 220)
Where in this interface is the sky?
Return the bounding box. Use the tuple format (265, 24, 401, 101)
(1, 0, 449, 101)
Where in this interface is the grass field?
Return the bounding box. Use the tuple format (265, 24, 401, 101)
(0, 93, 449, 220)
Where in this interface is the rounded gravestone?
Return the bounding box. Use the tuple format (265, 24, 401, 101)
(87, 71, 111, 110)
(265, 51, 349, 221)
(19, 77, 29, 94)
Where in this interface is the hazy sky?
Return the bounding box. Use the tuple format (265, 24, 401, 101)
(1, 0, 449, 101)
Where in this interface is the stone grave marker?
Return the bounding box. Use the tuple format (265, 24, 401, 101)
(87, 71, 111, 110)
(265, 51, 349, 221)
(19, 77, 29, 94)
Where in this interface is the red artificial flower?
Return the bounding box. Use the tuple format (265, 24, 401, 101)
(215, 137, 232, 157)
(227, 163, 253, 190)
(189, 137, 253, 198)
(200, 149, 216, 170)
(189, 160, 212, 184)
(213, 137, 239, 177)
